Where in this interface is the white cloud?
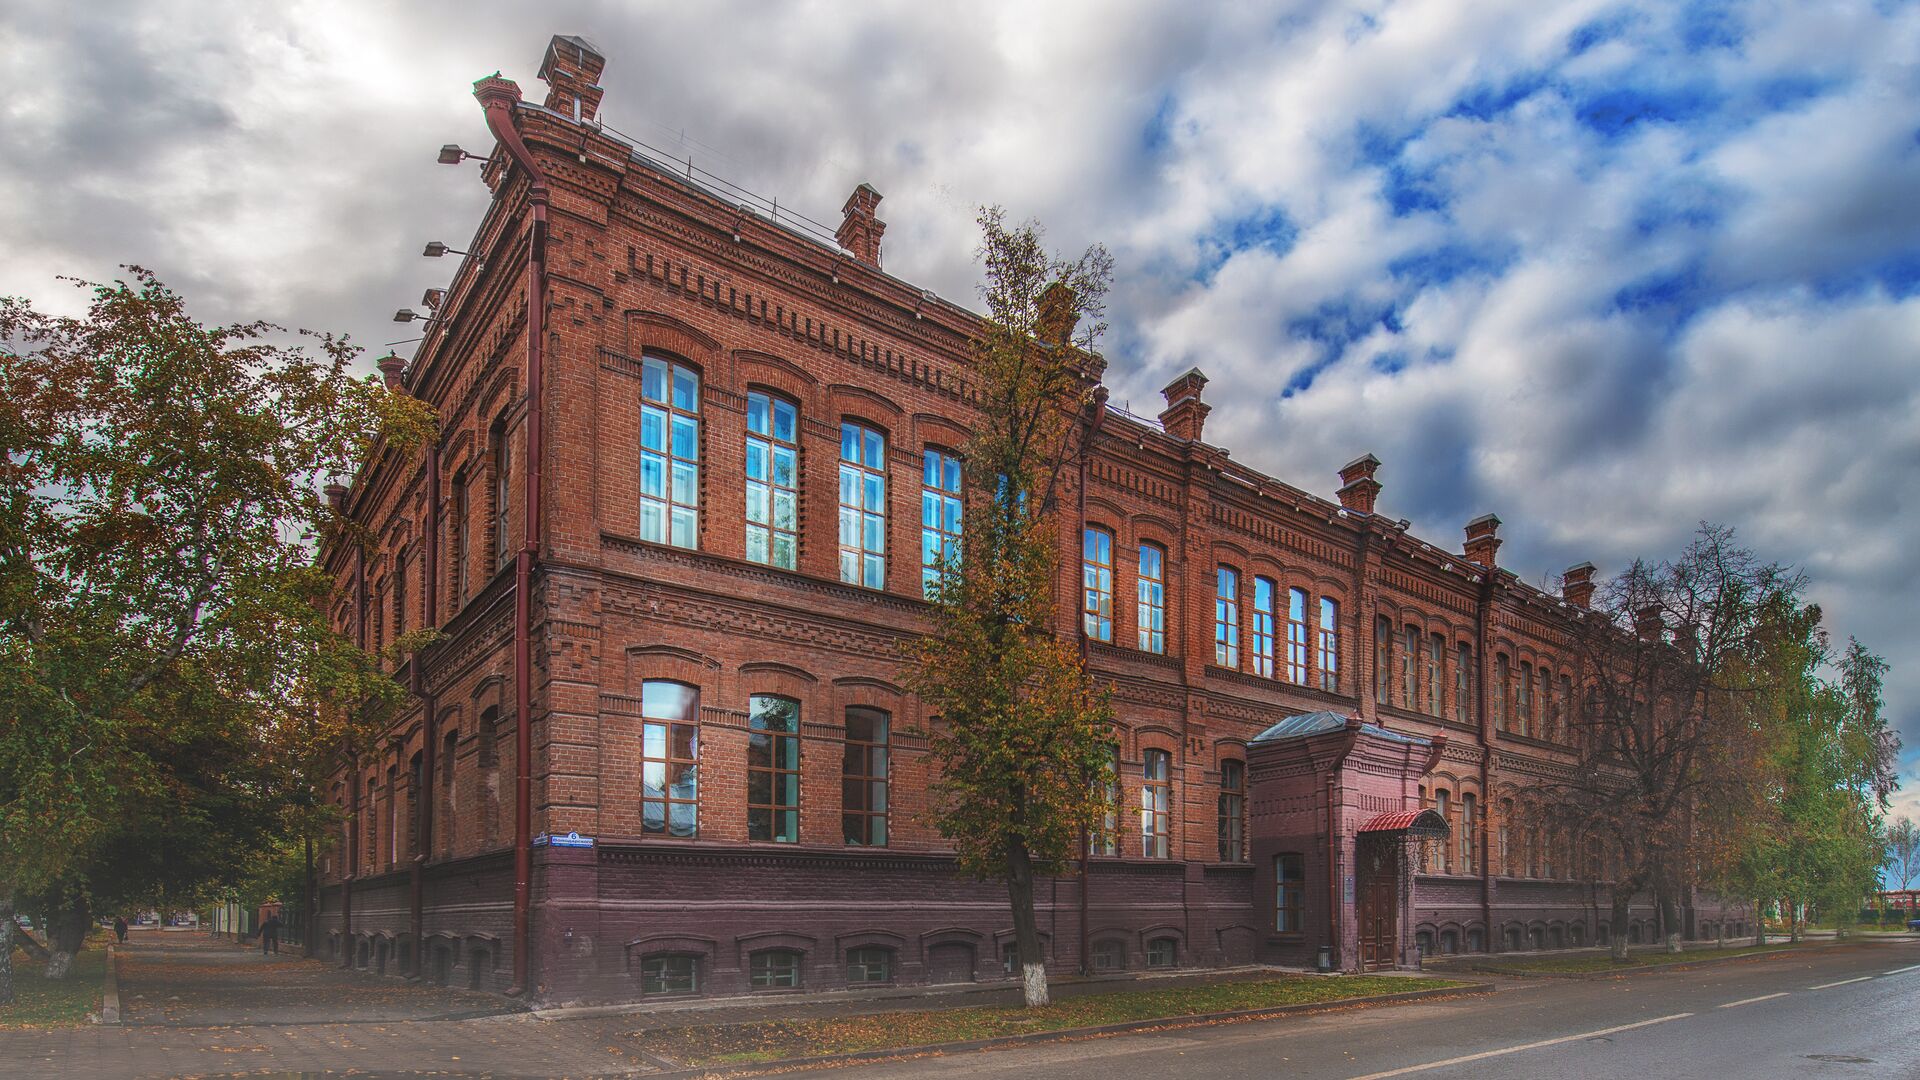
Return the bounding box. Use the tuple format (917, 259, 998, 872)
(1, 0, 1915, 801)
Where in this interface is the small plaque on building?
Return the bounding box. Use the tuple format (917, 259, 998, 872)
(533, 831, 595, 849)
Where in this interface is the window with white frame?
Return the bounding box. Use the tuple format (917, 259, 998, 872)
(640, 355, 701, 549)
(838, 422, 887, 589)
(745, 392, 798, 570)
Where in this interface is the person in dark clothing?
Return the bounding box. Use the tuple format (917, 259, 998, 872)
(259, 913, 282, 955)
(113, 916, 128, 944)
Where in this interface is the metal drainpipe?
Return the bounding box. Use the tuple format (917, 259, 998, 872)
(343, 543, 367, 966)
(1076, 388, 1108, 976)
(1324, 726, 1359, 971)
(411, 442, 441, 979)
(1476, 574, 1494, 948)
(477, 76, 548, 999)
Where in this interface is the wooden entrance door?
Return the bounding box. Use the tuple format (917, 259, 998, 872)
(1356, 837, 1399, 970)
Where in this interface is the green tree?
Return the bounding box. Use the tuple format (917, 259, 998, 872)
(1887, 817, 1920, 893)
(1528, 526, 1796, 960)
(910, 209, 1115, 1007)
(0, 270, 431, 995)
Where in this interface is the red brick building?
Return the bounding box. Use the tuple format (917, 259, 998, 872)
(316, 36, 1741, 1000)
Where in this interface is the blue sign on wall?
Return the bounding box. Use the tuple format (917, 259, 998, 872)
(533, 831, 595, 849)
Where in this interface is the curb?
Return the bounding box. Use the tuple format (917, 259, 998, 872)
(639, 981, 1492, 1078)
(97, 944, 121, 1025)
(1468, 941, 1848, 980)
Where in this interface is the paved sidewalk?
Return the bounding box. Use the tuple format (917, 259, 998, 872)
(0, 934, 655, 1079)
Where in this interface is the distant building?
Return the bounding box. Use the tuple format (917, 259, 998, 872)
(316, 36, 1743, 1000)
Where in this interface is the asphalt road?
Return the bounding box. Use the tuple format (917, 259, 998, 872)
(837, 937, 1920, 1080)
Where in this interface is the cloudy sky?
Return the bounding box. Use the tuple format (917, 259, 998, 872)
(5, 1, 1918, 829)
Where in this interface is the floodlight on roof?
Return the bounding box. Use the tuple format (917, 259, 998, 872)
(438, 143, 483, 165)
(422, 241, 469, 258)
(393, 308, 426, 323)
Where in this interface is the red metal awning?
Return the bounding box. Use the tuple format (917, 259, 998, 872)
(1359, 809, 1449, 837)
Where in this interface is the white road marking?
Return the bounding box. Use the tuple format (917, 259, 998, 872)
(1809, 976, 1873, 990)
(1342, 1014, 1694, 1080)
(1882, 963, 1920, 975)
(1718, 992, 1790, 1008)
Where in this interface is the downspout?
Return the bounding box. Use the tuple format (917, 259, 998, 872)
(1076, 387, 1108, 976)
(476, 74, 548, 999)
(411, 442, 441, 978)
(1475, 573, 1496, 946)
(344, 543, 367, 966)
(1324, 718, 1362, 971)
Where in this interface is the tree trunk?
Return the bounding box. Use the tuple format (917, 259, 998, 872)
(1609, 890, 1632, 962)
(1658, 890, 1682, 952)
(11, 917, 50, 961)
(0, 893, 14, 1007)
(1754, 899, 1766, 947)
(42, 898, 91, 981)
(1789, 901, 1801, 943)
(1005, 837, 1050, 1008)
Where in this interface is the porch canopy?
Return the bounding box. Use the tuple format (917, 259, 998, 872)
(1358, 808, 1450, 839)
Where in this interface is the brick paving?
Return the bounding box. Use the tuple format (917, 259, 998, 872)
(0, 933, 656, 1079)
(0, 932, 1421, 1078)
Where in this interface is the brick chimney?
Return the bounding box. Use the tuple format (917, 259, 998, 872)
(1562, 562, 1596, 608)
(1036, 281, 1077, 346)
(324, 482, 349, 514)
(377, 353, 407, 391)
(538, 35, 607, 123)
(1463, 513, 1502, 568)
(1336, 454, 1382, 515)
(836, 183, 886, 268)
(1158, 368, 1210, 442)
(1635, 604, 1664, 641)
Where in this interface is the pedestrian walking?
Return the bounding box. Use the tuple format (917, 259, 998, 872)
(113, 916, 128, 944)
(259, 912, 282, 955)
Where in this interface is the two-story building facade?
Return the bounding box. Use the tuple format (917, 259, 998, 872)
(315, 36, 1742, 1002)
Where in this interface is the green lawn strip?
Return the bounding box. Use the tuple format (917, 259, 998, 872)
(1479, 942, 1812, 975)
(0, 946, 106, 1029)
(645, 975, 1466, 1066)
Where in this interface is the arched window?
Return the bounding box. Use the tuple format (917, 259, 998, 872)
(1461, 792, 1477, 874)
(1435, 789, 1452, 873)
(1136, 545, 1166, 654)
(1091, 744, 1119, 856)
(1141, 749, 1171, 858)
(640, 681, 699, 837)
(1375, 616, 1393, 704)
(1317, 597, 1340, 691)
(451, 469, 470, 604)
(1286, 587, 1309, 684)
(1518, 661, 1534, 736)
(1425, 633, 1443, 716)
(1493, 653, 1510, 730)
(921, 449, 962, 596)
(843, 707, 889, 847)
(846, 947, 893, 984)
(1146, 937, 1177, 968)
(838, 421, 887, 588)
(745, 391, 799, 570)
(1249, 576, 1276, 677)
(1402, 625, 1419, 707)
(1275, 853, 1305, 932)
(1214, 568, 1240, 668)
(1082, 528, 1114, 642)
(1454, 642, 1473, 724)
(640, 953, 699, 995)
(640, 354, 701, 549)
(492, 420, 512, 569)
(748, 695, 800, 843)
(1217, 760, 1246, 863)
(749, 949, 802, 989)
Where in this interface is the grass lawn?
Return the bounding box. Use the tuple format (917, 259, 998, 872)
(1477, 941, 1808, 975)
(0, 946, 105, 1028)
(642, 975, 1469, 1066)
